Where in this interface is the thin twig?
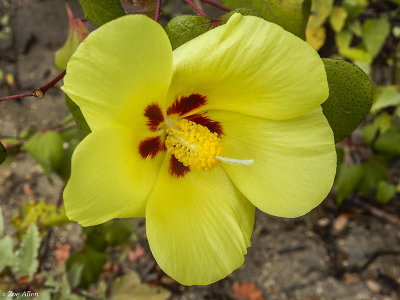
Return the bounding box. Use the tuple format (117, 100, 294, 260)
(155, 0, 162, 22)
(354, 198, 400, 226)
(199, 0, 231, 12)
(0, 69, 66, 102)
(184, 0, 208, 16)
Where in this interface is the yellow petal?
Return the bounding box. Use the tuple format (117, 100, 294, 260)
(62, 15, 172, 130)
(146, 156, 254, 285)
(64, 128, 164, 226)
(208, 107, 336, 217)
(168, 14, 328, 120)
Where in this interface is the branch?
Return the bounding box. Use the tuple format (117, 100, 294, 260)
(0, 69, 66, 102)
(184, 0, 208, 16)
(199, 0, 231, 12)
(155, 0, 162, 22)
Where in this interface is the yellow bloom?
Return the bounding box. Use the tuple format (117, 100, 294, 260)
(62, 13, 336, 285)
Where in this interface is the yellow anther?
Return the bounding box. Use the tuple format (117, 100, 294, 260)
(165, 119, 223, 170)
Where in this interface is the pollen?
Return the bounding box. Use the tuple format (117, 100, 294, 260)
(165, 119, 223, 170)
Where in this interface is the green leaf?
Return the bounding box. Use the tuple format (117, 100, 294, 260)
(335, 30, 370, 63)
(358, 160, 388, 197)
(376, 181, 397, 204)
(65, 95, 91, 137)
(221, 0, 311, 39)
(335, 163, 363, 205)
(0, 140, 6, 165)
(15, 223, 40, 279)
(102, 220, 133, 246)
(307, 0, 333, 29)
(78, 0, 125, 26)
(23, 131, 64, 177)
(0, 236, 15, 273)
(0, 206, 3, 236)
(371, 86, 400, 113)
(330, 6, 347, 32)
(321, 59, 372, 143)
(362, 16, 390, 61)
(67, 246, 107, 289)
(110, 271, 171, 300)
(374, 127, 400, 157)
(165, 15, 213, 50)
(55, 6, 89, 70)
(67, 262, 84, 288)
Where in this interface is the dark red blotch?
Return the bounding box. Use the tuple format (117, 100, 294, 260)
(167, 94, 206, 116)
(185, 114, 223, 136)
(169, 155, 190, 178)
(144, 103, 164, 131)
(138, 136, 166, 159)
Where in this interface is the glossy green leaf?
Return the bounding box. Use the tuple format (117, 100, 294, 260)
(335, 163, 363, 205)
(65, 96, 91, 137)
(362, 16, 390, 61)
(110, 271, 171, 300)
(221, 0, 311, 39)
(79, 0, 125, 26)
(0, 236, 15, 273)
(15, 223, 40, 279)
(55, 6, 89, 71)
(322, 58, 372, 143)
(165, 15, 213, 50)
(0, 141, 6, 165)
(376, 181, 397, 204)
(23, 131, 64, 177)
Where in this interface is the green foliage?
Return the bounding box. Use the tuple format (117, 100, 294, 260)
(376, 181, 397, 204)
(371, 86, 400, 113)
(0, 140, 6, 164)
(23, 131, 64, 178)
(165, 15, 213, 50)
(0, 206, 3, 236)
(308, 0, 333, 29)
(67, 246, 107, 289)
(362, 16, 390, 62)
(221, 0, 311, 39)
(79, 0, 125, 26)
(55, 6, 89, 70)
(0, 236, 15, 274)
(335, 163, 363, 205)
(15, 223, 40, 279)
(65, 95, 91, 137)
(322, 59, 372, 143)
(110, 271, 171, 300)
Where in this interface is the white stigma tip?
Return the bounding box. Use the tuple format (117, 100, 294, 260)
(215, 156, 254, 166)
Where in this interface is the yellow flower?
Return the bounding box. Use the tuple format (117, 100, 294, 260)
(62, 13, 336, 285)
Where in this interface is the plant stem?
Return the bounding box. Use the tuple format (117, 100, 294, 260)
(184, 0, 208, 16)
(155, 0, 162, 22)
(0, 69, 66, 102)
(199, 0, 231, 12)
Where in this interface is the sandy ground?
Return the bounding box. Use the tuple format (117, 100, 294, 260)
(1, 1, 399, 299)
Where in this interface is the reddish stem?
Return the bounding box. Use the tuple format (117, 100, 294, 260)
(0, 69, 66, 102)
(184, 0, 207, 16)
(199, 0, 231, 12)
(155, 0, 162, 22)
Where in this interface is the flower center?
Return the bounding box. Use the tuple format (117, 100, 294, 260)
(165, 119, 223, 170)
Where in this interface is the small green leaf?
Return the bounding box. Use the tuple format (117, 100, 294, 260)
(335, 163, 363, 205)
(65, 95, 91, 137)
(371, 86, 400, 113)
(23, 131, 64, 177)
(67, 246, 107, 289)
(376, 181, 397, 204)
(307, 0, 333, 29)
(358, 160, 388, 197)
(362, 16, 390, 61)
(374, 127, 400, 157)
(330, 6, 347, 32)
(102, 220, 132, 246)
(110, 271, 171, 300)
(321, 59, 372, 143)
(165, 15, 213, 50)
(219, 8, 261, 24)
(67, 262, 84, 288)
(221, 0, 311, 39)
(0, 236, 15, 273)
(55, 6, 89, 70)
(15, 223, 40, 279)
(0, 140, 7, 165)
(79, 0, 125, 26)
